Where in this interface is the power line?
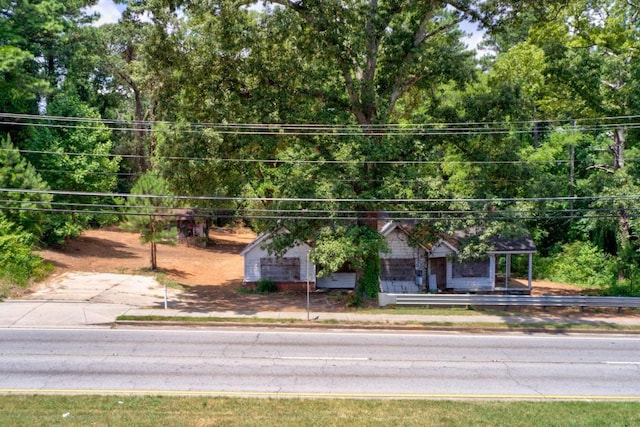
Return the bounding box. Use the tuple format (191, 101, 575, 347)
(4, 112, 640, 137)
(4, 111, 640, 129)
(2, 205, 639, 222)
(3, 197, 635, 216)
(2, 200, 638, 217)
(4, 119, 640, 136)
(2, 187, 639, 204)
(5, 147, 634, 167)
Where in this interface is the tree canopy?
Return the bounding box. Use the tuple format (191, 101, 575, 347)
(1, 0, 639, 293)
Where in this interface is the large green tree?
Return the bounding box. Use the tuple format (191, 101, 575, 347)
(22, 88, 121, 243)
(251, 1, 478, 292)
(526, 0, 640, 278)
(0, 135, 52, 239)
(106, 1, 640, 294)
(117, 1, 554, 296)
(0, 0, 99, 120)
(470, 0, 640, 283)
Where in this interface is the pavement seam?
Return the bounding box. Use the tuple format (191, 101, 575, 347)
(10, 301, 45, 327)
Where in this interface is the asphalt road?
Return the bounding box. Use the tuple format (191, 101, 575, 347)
(1, 328, 639, 400)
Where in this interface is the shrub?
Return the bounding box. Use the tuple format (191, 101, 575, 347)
(256, 278, 277, 294)
(541, 241, 616, 287)
(0, 217, 50, 289)
(600, 281, 640, 297)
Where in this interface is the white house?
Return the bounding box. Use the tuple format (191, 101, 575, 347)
(379, 221, 429, 293)
(380, 222, 536, 293)
(426, 231, 536, 292)
(241, 223, 536, 294)
(239, 230, 316, 291)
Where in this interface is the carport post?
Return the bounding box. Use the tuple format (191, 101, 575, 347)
(528, 253, 533, 291)
(306, 252, 310, 321)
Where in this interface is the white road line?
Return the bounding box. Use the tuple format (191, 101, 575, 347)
(603, 361, 640, 365)
(279, 356, 370, 361)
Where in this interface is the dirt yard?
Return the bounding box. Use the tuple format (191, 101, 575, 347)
(33, 225, 594, 313)
(35, 226, 354, 312)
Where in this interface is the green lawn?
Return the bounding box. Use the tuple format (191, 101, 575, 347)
(2, 396, 639, 426)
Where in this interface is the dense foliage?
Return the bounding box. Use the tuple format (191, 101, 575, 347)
(0, 216, 49, 290)
(1, 0, 639, 293)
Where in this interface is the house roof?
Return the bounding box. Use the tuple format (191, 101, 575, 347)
(487, 236, 537, 254)
(240, 228, 312, 257)
(382, 221, 536, 255)
(242, 223, 536, 258)
(239, 231, 273, 256)
(380, 221, 430, 250)
(379, 221, 401, 236)
(173, 208, 212, 221)
(450, 228, 536, 254)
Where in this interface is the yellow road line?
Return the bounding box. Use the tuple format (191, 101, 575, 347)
(1, 389, 639, 400)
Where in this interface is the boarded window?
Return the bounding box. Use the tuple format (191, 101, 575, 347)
(452, 260, 488, 278)
(260, 257, 300, 281)
(380, 258, 415, 281)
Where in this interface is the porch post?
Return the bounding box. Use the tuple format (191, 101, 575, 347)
(489, 255, 496, 287)
(505, 254, 511, 288)
(527, 253, 533, 291)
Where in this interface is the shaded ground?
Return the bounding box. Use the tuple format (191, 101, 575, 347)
(35, 226, 357, 312)
(33, 226, 630, 316)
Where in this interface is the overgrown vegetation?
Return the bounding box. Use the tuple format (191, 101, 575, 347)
(535, 240, 640, 296)
(0, 216, 51, 294)
(537, 241, 617, 287)
(2, 1, 640, 293)
(358, 253, 382, 300)
(256, 278, 277, 294)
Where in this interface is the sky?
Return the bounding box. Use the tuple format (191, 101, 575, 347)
(87, 0, 484, 50)
(86, 0, 124, 26)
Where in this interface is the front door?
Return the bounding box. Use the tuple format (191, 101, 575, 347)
(431, 257, 447, 290)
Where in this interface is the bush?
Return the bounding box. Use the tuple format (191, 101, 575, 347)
(600, 281, 640, 297)
(539, 241, 616, 288)
(0, 217, 50, 289)
(256, 278, 277, 294)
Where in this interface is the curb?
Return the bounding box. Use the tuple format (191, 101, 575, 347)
(113, 319, 640, 334)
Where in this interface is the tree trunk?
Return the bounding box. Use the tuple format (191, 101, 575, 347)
(611, 128, 625, 171)
(611, 128, 630, 281)
(150, 217, 157, 270)
(151, 241, 157, 271)
(132, 82, 149, 173)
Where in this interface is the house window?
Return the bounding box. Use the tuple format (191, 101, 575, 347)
(380, 258, 415, 281)
(260, 257, 300, 281)
(452, 260, 489, 278)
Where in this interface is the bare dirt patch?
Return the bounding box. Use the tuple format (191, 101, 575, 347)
(37, 226, 254, 286)
(35, 226, 353, 313)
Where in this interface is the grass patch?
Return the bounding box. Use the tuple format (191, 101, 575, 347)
(114, 314, 640, 332)
(117, 315, 301, 324)
(359, 306, 484, 316)
(153, 272, 183, 290)
(1, 396, 639, 426)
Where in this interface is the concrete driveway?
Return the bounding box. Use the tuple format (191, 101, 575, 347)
(0, 272, 179, 328)
(23, 272, 178, 306)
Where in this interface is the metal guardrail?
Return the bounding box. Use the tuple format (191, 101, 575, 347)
(378, 293, 640, 311)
